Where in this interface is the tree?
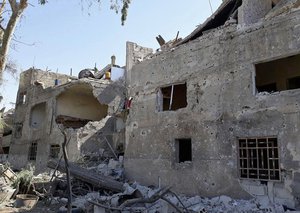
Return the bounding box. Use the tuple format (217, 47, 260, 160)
(0, 0, 131, 79)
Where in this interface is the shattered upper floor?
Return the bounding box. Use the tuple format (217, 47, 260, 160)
(8, 68, 126, 172)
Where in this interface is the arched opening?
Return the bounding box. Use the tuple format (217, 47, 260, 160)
(56, 84, 108, 128)
(30, 102, 46, 129)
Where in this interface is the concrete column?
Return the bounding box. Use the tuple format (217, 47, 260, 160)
(125, 42, 153, 89)
(238, 0, 272, 25)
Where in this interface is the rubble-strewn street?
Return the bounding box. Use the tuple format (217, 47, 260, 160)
(1, 159, 299, 213)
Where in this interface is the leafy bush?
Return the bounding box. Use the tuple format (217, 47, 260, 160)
(12, 165, 35, 194)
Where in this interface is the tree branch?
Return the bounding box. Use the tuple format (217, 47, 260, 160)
(0, 0, 6, 17)
(0, 0, 27, 73)
(8, 0, 16, 13)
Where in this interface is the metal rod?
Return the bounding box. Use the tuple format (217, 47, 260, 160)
(208, 0, 213, 14)
(169, 85, 174, 110)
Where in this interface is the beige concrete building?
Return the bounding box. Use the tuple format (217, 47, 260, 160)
(9, 68, 126, 172)
(124, 0, 300, 209)
(5, 0, 300, 210)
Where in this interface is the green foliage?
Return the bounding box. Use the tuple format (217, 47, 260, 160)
(38, 0, 131, 25)
(38, 0, 47, 5)
(0, 111, 5, 133)
(12, 165, 35, 194)
(0, 110, 10, 133)
(121, 0, 130, 25)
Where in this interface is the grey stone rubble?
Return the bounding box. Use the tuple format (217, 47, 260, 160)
(73, 183, 290, 213)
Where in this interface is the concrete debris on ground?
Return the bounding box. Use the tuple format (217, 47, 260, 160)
(82, 183, 291, 213)
(75, 149, 124, 181)
(0, 161, 299, 212)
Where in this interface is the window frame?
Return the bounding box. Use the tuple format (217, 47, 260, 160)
(28, 141, 38, 161)
(175, 138, 192, 163)
(49, 144, 60, 159)
(237, 137, 281, 182)
(157, 82, 188, 112)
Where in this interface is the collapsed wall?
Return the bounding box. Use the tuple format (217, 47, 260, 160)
(8, 69, 126, 172)
(124, 1, 300, 210)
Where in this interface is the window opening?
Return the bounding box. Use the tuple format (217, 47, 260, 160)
(256, 83, 277, 93)
(18, 92, 27, 105)
(49, 144, 60, 159)
(2, 147, 9, 154)
(255, 54, 300, 93)
(175, 138, 192, 163)
(28, 141, 38, 161)
(238, 137, 280, 181)
(158, 83, 187, 111)
(14, 123, 23, 138)
(287, 76, 300, 90)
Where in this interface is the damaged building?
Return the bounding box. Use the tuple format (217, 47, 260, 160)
(0, 108, 14, 163)
(8, 60, 126, 172)
(124, 0, 300, 210)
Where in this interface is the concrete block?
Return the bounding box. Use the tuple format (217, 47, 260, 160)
(108, 159, 119, 170)
(244, 184, 266, 196)
(94, 206, 105, 213)
(238, 0, 272, 25)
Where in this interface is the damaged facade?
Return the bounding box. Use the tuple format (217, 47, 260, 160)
(0, 109, 13, 163)
(8, 66, 126, 172)
(124, 0, 300, 210)
(3, 0, 300, 211)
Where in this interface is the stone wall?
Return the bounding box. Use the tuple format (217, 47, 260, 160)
(124, 9, 300, 209)
(9, 69, 126, 172)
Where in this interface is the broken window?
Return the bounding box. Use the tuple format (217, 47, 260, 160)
(14, 123, 23, 138)
(28, 141, 38, 161)
(17, 92, 27, 105)
(2, 147, 9, 154)
(30, 102, 46, 129)
(255, 54, 300, 93)
(175, 138, 192, 163)
(157, 83, 187, 111)
(238, 137, 280, 181)
(49, 144, 60, 159)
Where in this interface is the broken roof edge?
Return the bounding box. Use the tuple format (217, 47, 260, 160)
(22, 67, 78, 80)
(176, 0, 237, 46)
(54, 77, 111, 90)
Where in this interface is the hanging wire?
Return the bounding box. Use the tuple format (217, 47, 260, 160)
(208, 0, 213, 14)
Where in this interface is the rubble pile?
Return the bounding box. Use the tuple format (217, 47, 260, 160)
(0, 160, 299, 212)
(72, 183, 289, 213)
(83, 157, 124, 181)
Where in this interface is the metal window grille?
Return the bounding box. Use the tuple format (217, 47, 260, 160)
(49, 144, 60, 159)
(238, 137, 280, 181)
(28, 141, 38, 161)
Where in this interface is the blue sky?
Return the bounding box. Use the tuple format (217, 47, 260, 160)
(0, 0, 222, 109)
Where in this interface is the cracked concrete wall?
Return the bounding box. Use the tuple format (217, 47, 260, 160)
(124, 9, 300, 209)
(238, 0, 273, 25)
(126, 42, 153, 89)
(9, 69, 126, 172)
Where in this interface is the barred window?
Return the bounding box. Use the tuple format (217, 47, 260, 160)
(238, 137, 280, 181)
(49, 144, 60, 159)
(28, 141, 38, 161)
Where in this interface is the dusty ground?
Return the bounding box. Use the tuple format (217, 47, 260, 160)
(0, 200, 64, 213)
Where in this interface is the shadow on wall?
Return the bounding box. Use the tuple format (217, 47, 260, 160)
(79, 117, 119, 157)
(96, 78, 126, 107)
